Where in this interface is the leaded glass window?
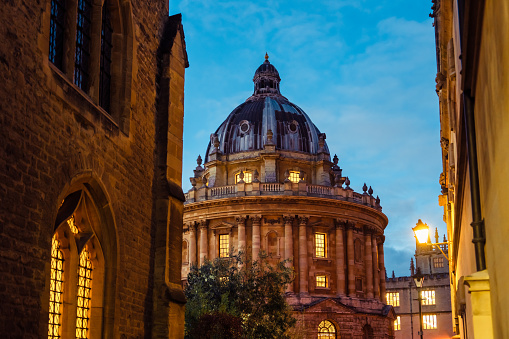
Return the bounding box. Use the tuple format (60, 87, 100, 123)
(315, 233, 326, 258)
(318, 320, 336, 339)
(219, 234, 229, 258)
(48, 236, 64, 339)
(76, 249, 92, 339)
(49, 0, 66, 69)
(386, 292, 400, 307)
(289, 171, 300, 183)
(421, 290, 436, 305)
(316, 275, 327, 288)
(423, 314, 437, 329)
(74, 0, 92, 90)
(99, 2, 112, 112)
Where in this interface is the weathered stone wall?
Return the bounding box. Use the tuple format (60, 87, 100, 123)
(0, 1, 186, 338)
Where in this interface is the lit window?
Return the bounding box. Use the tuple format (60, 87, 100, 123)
(316, 275, 327, 288)
(317, 320, 336, 339)
(48, 236, 64, 339)
(421, 290, 436, 305)
(433, 257, 444, 268)
(289, 171, 300, 183)
(315, 233, 327, 258)
(386, 292, 400, 307)
(76, 249, 92, 339)
(219, 234, 229, 258)
(235, 171, 252, 184)
(67, 215, 79, 234)
(394, 316, 401, 331)
(423, 314, 437, 329)
(49, 0, 66, 69)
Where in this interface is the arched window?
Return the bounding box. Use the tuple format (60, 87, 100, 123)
(46, 187, 115, 339)
(267, 231, 278, 256)
(74, 0, 93, 90)
(318, 320, 336, 339)
(354, 238, 362, 262)
(362, 324, 374, 339)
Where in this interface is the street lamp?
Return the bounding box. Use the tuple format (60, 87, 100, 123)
(413, 268, 425, 339)
(412, 219, 449, 260)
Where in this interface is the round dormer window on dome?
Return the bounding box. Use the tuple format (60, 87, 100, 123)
(288, 120, 299, 134)
(239, 120, 250, 134)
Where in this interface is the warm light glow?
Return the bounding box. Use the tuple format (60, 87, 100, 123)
(413, 276, 424, 288)
(316, 275, 327, 288)
(48, 236, 64, 339)
(219, 234, 229, 258)
(318, 320, 336, 338)
(76, 250, 92, 339)
(386, 292, 400, 307)
(423, 314, 437, 329)
(235, 171, 252, 184)
(421, 290, 436, 305)
(412, 219, 430, 244)
(315, 233, 326, 258)
(394, 316, 401, 331)
(289, 171, 300, 183)
(67, 215, 79, 234)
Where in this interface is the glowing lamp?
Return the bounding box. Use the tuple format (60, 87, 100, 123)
(412, 219, 430, 244)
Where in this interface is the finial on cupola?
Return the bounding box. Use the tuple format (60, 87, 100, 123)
(265, 52, 269, 61)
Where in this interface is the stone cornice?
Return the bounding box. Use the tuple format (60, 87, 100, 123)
(184, 195, 388, 229)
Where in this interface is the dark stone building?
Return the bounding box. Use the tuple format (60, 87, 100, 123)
(0, 1, 188, 337)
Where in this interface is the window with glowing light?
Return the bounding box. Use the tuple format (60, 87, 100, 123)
(316, 275, 327, 288)
(433, 257, 444, 268)
(394, 316, 401, 331)
(48, 236, 64, 339)
(421, 290, 436, 305)
(219, 234, 229, 258)
(315, 233, 327, 258)
(317, 320, 336, 339)
(76, 249, 92, 339)
(423, 314, 437, 329)
(386, 292, 400, 307)
(235, 171, 252, 184)
(289, 171, 300, 183)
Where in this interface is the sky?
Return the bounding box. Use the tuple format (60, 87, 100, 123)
(170, 0, 445, 277)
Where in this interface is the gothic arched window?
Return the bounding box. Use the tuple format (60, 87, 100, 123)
(318, 320, 336, 339)
(46, 187, 114, 339)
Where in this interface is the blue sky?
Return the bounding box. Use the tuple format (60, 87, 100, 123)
(170, 0, 445, 277)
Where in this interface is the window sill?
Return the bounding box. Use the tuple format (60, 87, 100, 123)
(313, 257, 332, 263)
(48, 62, 122, 136)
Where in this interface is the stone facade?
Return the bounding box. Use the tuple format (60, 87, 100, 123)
(386, 227, 454, 339)
(182, 57, 395, 338)
(0, 1, 187, 338)
(432, 0, 509, 338)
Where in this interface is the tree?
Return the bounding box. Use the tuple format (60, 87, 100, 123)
(184, 251, 296, 339)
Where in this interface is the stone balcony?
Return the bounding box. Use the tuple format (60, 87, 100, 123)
(185, 181, 382, 211)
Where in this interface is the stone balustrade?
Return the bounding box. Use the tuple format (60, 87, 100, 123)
(185, 182, 382, 211)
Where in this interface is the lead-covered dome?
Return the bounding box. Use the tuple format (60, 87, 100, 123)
(205, 54, 329, 162)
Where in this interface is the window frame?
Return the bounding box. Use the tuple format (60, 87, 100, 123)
(219, 234, 230, 258)
(394, 316, 401, 331)
(314, 232, 327, 258)
(315, 275, 328, 289)
(386, 292, 400, 307)
(433, 257, 444, 268)
(235, 171, 252, 184)
(317, 320, 336, 339)
(288, 170, 300, 183)
(423, 314, 437, 330)
(421, 290, 436, 306)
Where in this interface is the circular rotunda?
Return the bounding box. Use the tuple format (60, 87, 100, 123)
(182, 55, 395, 338)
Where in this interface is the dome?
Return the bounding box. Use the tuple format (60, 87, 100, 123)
(205, 55, 329, 162)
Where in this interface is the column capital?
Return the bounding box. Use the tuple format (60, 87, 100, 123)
(377, 235, 386, 244)
(236, 216, 246, 224)
(198, 219, 208, 229)
(363, 225, 376, 235)
(251, 215, 262, 223)
(187, 222, 196, 233)
(298, 216, 309, 225)
(283, 215, 294, 224)
(337, 219, 356, 230)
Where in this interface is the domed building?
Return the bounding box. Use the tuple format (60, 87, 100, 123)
(182, 55, 395, 338)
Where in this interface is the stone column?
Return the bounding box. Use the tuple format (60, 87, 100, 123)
(364, 228, 374, 298)
(199, 220, 208, 266)
(283, 215, 294, 293)
(236, 216, 246, 252)
(252, 216, 261, 260)
(378, 236, 386, 301)
(298, 216, 309, 295)
(372, 235, 380, 299)
(189, 223, 197, 265)
(335, 220, 346, 296)
(346, 223, 356, 296)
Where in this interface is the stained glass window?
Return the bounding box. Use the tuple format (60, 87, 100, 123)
(99, 2, 112, 112)
(48, 236, 64, 339)
(219, 234, 229, 258)
(315, 233, 326, 258)
(76, 250, 92, 339)
(74, 0, 92, 90)
(49, 0, 66, 69)
(318, 320, 336, 339)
